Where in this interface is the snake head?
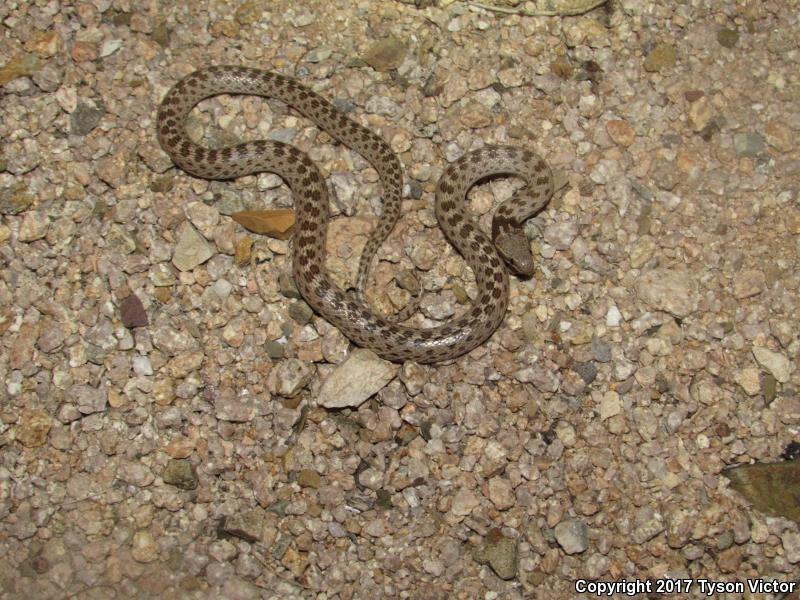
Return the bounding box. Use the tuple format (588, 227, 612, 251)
(495, 229, 535, 278)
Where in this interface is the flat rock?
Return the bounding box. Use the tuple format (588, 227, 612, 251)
(317, 349, 398, 408)
(752, 346, 791, 383)
(172, 222, 212, 271)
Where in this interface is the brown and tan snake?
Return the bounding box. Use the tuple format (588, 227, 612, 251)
(156, 66, 553, 363)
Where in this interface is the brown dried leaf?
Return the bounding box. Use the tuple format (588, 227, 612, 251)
(231, 209, 296, 240)
(724, 459, 800, 523)
(234, 235, 254, 267)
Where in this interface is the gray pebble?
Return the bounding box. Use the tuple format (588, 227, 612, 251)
(554, 519, 589, 554)
(279, 272, 302, 299)
(591, 336, 611, 363)
(734, 132, 765, 157)
(71, 102, 105, 136)
(288, 300, 314, 325)
(264, 340, 285, 359)
(572, 361, 597, 384)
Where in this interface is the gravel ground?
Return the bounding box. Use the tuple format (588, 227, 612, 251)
(1, 0, 799, 598)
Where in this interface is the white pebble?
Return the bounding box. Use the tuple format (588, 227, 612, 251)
(132, 356, 153, 376)
(606, 305, 622, 327)
(213, 279, 233, 300)
(100, 39, 123, 57)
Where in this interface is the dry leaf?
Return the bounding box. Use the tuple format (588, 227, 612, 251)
(231, 209, 296, 240)
(234, 235, 254, 267)
(724, 459, 800, 523)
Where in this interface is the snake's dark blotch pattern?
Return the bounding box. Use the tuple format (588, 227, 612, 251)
(157, 66, 553, 363)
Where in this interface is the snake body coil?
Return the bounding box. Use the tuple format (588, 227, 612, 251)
(157, 66, 553, 363)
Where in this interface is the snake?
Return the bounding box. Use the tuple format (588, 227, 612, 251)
(156, 66, 553, 364)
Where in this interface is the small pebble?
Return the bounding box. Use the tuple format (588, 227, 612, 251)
(120, 294, 148, 328)
(733, 132, 765, 157)
(162, 459, 198, 490)
(71, 102, 105, 135)
(644, 43, 677, 72)
(716, 27, 739, 48)
(554, 520, 589, 554)
(363, 37, 406, 71)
